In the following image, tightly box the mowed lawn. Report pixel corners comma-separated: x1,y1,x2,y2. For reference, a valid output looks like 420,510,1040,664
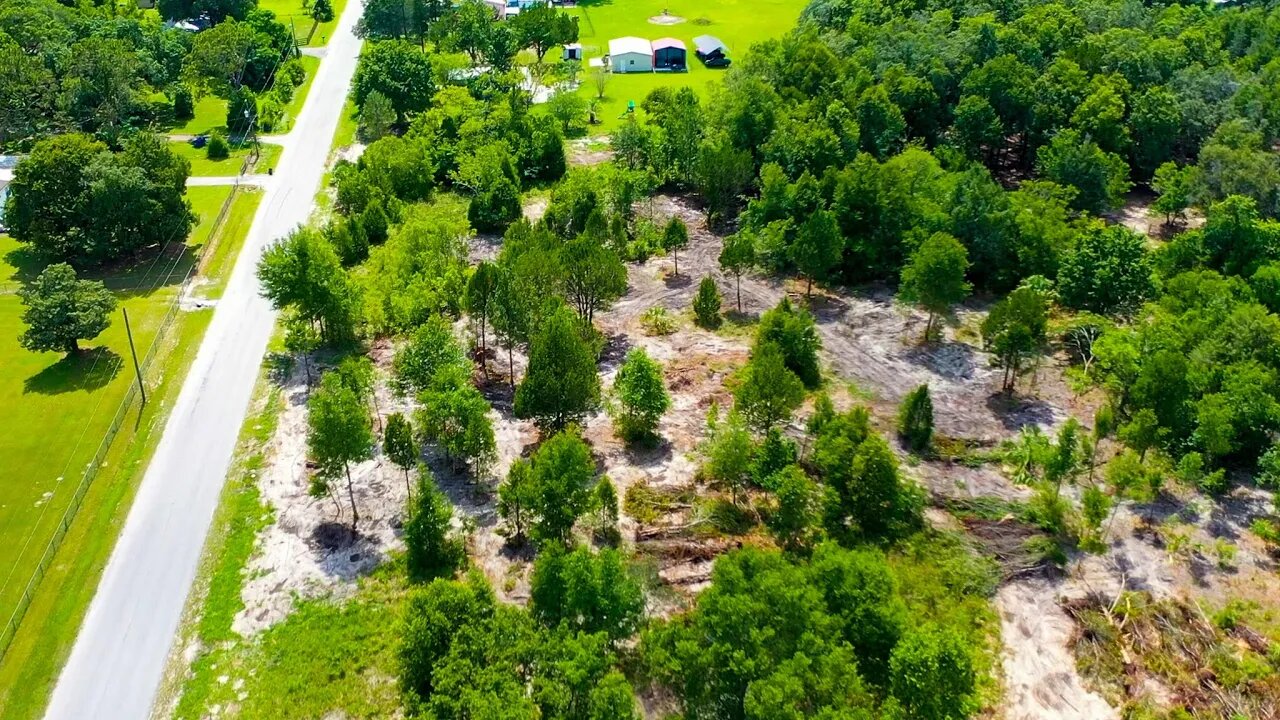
169,140,284,176
260,0,350,46
566,0,808,133
0,184,264,720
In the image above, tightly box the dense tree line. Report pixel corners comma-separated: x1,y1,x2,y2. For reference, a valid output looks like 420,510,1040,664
0,0,301,149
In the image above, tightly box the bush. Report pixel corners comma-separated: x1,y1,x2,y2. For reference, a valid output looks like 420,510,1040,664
640,306,676,335
206,134,230,160
1256,443,1280,489
756,298,822,388
468,178,522,233
227,86,258,135
405,473,466,583
612,349,671,443
311,0,334,22
280,59,307,87
258,95,284,133
897,384,934,452
692,276,722,328
173,84,194,120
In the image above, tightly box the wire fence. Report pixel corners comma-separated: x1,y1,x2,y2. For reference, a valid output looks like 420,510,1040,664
0,180,242,662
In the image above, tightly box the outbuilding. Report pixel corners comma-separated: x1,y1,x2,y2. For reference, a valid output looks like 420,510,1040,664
563,42,582,61
651,38,687,71
609,36,654,73
693,34,730,66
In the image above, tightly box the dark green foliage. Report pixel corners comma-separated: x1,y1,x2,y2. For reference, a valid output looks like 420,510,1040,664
981,287,1048,393
611,348,670,443
1093,269,1280,467
756,298,822,388
384,412,418,490
693,276,722,329
898,385,934,453
523,429,595,544
515,306,601,431
734,343,806,431
663,217,690,276
258,227,358,345
1058,226,1153,316
1035,130,1131,214
352,40,434,122
899,232,971,340
530,546,643,641
5,133,194,266
206,133,230,160
226,85,257,135
307,371,374,530
791,208,843,297
404,472,465,583
817,430,922,542
172,85,195,121
809,543,906,687
17,263,115,355
888,625,976,720
766,465,819,552
719,231,757,312
311,0,334,22
468,177,522,234
751,427,797,488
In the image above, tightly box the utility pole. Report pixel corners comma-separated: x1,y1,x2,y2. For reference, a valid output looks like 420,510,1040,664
123,307,147,406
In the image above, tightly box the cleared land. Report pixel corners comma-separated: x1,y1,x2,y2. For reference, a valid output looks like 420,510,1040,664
567,0,808,133
0,185,262,720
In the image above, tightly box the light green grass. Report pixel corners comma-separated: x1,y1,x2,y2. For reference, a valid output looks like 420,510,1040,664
169,140,283,176
171,94,230,136
200,189,265,299
0,182,261,720
260,0,350,46
565,0,808,133
170,367,404,719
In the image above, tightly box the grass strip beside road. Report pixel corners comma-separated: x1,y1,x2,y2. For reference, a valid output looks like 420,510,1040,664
170,141,284,177
0,183,264,720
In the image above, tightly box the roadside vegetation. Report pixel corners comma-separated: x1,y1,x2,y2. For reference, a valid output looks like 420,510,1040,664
12,0,1280,716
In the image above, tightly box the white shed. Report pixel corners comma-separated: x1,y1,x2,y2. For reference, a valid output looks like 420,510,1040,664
609,36,653,73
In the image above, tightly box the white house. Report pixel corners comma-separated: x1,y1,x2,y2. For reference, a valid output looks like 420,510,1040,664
609,37,653,73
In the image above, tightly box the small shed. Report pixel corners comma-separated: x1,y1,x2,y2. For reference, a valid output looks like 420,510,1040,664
693,35,730,65
563,42,582,61
651,38,687,71
609,36,653,73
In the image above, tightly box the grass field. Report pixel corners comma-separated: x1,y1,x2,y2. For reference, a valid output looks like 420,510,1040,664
565,0,808,133
260,0,350,46
169,54,322,138
0,183,262,720
170,140,284,176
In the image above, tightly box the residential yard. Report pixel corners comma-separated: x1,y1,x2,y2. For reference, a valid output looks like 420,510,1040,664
170,94,230,137
566,0,809,133
168,140,284,177
0,181,261,720
260,0,350,46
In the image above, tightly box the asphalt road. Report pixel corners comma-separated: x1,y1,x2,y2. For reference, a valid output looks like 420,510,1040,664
43,3,364,717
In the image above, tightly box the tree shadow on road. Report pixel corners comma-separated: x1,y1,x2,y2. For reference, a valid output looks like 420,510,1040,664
23,347,123,395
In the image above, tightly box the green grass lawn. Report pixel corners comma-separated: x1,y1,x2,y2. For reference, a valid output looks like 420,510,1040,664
0,182,260,720
565,0,808,133
260,0,350,46
171,94,230,136
170,140,284,176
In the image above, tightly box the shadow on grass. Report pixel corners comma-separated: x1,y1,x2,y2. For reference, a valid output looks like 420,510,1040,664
3,244,45,285
24,347,123,395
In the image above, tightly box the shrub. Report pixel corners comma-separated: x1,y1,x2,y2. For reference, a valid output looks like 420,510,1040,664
640,306,676,335
692,276,722,328
172,84,194,120
897,384,934,452
206,134,230,160
280,59,307,87
611,348,670,443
